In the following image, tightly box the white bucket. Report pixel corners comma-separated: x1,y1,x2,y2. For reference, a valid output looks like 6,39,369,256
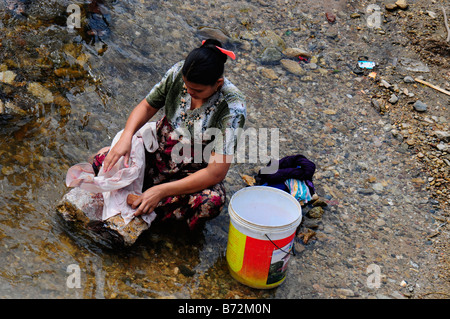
226,186,302,289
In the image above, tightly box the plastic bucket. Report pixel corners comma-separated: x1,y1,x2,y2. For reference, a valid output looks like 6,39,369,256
226,186,302,289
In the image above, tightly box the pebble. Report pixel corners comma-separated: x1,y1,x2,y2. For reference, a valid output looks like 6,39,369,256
413,100,427,112
260,47,282,64
395,0,408,10
1,166,14,176
388,94,398,104
336,288,355,297
280,59,306,76
0,70,16,84
282,47,311,58
27,82,54,104
403,76,415,83
260,67,278,80
385,3,398,11
307,206,324,219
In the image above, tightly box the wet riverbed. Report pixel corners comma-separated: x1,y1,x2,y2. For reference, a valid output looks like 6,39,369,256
0,0,448,298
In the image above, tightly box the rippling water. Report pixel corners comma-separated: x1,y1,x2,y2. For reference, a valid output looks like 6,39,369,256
0,0,256,299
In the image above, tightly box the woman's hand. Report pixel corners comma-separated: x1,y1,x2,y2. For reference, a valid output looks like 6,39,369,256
102,133,133,172
132,185,167,216
102,99,159,172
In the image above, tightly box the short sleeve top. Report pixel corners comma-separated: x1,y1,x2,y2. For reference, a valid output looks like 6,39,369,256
145,61,247,155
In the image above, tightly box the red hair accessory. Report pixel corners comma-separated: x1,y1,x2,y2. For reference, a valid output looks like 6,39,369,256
202,40,236,60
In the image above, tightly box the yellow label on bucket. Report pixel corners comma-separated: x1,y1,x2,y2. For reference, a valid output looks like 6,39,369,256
226,222,246,273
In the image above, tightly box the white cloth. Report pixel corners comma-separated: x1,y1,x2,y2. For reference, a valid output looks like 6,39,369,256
65,122,159,225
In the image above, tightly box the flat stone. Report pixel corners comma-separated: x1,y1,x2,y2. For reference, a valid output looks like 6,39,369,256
434,130,450,142
395,0,408,10
56,187,150,247
0,70,17,84
413,100,427,112
389,94,398,104
282,47,311,58
307,206,324,219
260,47,283,63
27,82,54,104
260,67,278,80
385,3,398,11
280,59,306,76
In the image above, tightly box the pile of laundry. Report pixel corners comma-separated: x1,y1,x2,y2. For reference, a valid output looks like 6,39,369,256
245,154,317,206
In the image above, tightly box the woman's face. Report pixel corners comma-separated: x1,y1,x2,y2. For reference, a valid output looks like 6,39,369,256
183,76,223,101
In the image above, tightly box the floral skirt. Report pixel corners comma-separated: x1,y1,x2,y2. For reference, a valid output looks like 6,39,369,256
142,116,226,230
92,116,225,231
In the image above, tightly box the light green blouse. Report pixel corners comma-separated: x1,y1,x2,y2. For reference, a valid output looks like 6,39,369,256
145,61,247,155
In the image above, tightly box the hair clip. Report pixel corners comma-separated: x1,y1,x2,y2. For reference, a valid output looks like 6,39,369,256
202,40,236,60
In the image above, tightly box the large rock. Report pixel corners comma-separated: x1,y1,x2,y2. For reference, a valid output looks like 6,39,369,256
56,187,150,247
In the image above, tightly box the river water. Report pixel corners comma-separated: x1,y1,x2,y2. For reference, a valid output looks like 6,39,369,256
0,0,447,299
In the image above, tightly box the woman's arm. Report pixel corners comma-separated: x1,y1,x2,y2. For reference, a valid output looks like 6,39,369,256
103,98,159,172
132,152,233,216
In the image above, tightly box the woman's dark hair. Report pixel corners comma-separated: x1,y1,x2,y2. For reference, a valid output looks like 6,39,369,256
182,39,228,86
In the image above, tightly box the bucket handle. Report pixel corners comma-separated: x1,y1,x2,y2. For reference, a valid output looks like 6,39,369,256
264,234,295,256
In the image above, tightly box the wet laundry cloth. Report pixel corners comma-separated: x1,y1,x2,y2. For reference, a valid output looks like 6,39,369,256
65,122,159,225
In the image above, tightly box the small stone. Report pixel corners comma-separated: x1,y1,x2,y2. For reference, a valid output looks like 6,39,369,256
376,219,386,227
178,265,196,277
1,166,14,176
0,70,17,84
260,67,278,80
434,130,450,142
436,142,449,152
282,47,311,58
336,288,355,297
307,206,324,219
380,79,392,89
389,94,398,104
350,13,361,19
260,47,283,64
302,217,320,229
325,12,336,23
306,63,318,70
372,183,384,192
280,59,306,76
312,198,328,207
395,0,408,10
413,100,427,112
403,76,415,83
27,82,54,104
385,3,398,11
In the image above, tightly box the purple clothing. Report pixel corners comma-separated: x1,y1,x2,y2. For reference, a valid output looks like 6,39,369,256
257,155,316,183
257,155,316,195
